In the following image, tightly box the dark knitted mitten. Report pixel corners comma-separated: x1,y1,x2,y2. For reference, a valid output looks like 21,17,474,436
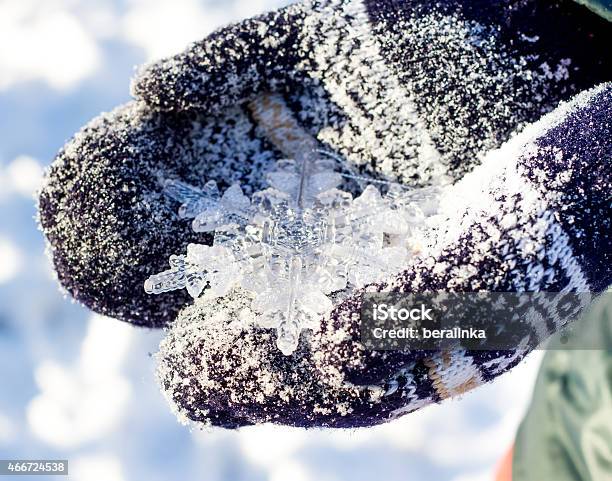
156,85,611,428
39,0,610,327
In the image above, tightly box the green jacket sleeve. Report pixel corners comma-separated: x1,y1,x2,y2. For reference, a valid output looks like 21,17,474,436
574,0,612,21
512,295,612,481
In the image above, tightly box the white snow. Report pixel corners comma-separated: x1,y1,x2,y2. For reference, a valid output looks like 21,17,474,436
122,0,289,61
0,237,23,284
0,0,101,90
26,315,133,448
5,155,44,197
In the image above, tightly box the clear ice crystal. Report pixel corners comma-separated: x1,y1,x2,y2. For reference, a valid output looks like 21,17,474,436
144,245,240,299
164,179,220,219
146,153,437,355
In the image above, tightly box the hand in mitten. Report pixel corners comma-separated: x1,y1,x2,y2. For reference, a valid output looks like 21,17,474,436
134,0,609,185
157,85,611,428
39,0,610,327
38,1,611,429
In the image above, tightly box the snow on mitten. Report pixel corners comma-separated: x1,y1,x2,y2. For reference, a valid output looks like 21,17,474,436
156,85,611,428
39,0,610,327
134,0,610,182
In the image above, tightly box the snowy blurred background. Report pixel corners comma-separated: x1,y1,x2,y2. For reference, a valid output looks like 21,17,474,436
0,1,543,480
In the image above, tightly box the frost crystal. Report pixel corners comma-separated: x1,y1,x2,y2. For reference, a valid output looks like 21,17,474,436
145,151,438,355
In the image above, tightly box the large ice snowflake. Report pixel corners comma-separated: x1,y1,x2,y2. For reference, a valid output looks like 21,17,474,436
145,152,438,355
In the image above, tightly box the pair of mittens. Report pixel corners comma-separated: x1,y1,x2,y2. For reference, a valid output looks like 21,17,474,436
39,0,611,428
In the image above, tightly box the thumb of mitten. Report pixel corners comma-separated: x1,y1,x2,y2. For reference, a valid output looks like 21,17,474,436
131,2,308,113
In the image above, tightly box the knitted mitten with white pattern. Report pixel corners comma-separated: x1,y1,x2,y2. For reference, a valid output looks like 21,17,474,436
155,85,610,428
39,0,610,428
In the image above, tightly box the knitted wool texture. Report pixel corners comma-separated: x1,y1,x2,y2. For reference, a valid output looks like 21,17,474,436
156,86,611,428
38,0,611,428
